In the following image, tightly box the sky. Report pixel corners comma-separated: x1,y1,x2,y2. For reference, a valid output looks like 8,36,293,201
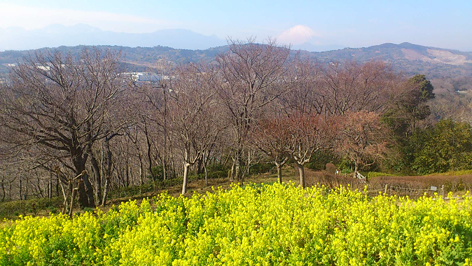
0,0,471,51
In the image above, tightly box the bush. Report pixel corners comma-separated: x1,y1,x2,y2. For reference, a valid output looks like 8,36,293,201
248,163,273,175
314,172,365,190
306,150,340,170
206,164,228,172
410,119,472,174
205,170,227,179
0,197,63,219
107,182,154,199
149,165,164,182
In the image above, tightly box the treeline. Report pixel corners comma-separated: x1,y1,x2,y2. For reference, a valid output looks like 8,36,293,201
0,39,469,208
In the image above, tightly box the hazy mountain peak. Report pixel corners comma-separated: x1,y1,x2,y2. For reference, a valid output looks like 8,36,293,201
277,25,343,52
278,25,321,45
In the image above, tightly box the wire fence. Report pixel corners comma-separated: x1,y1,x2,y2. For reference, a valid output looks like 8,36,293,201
366,184,446,198
311,171,472,200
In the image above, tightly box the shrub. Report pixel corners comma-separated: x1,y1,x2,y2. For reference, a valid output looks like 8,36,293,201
248,163,273,175
149,165,164,182
0,197,63,219
307,150,340,170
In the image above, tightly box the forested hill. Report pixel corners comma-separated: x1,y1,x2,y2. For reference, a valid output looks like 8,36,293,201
1,42,471,78
313,42,472,78
0,45,229,74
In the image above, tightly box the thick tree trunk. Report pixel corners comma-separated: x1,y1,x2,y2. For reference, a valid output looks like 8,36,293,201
90,154,102,205
236,163,242,184
276,163,283,184
101,137,113,206
125,159,130,187
196,157,204,175
182,162,190,195
56,174,59,197
19,177,22,201
59,181,68,214
24,176,29,200
0,179,5,202
75,175,91,207
230,161,236,182
138,153,144,194
296,163,306,188
162,159,167,181
78,172,95,208
354,160,359,178
8,182,12,201
36,175,44,198
101,177,110,206
231,147,242,182
204,165,208,186
74,156,95,208
202,149,211,186
48,172,52,199
69,186,77,218
145,124,154,180
245,150,253,177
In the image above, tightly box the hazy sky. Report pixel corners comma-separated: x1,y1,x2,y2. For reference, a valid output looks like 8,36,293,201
0,0,471,51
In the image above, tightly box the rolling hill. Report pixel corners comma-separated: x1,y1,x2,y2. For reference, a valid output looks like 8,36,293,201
1,42,471,83
312,42,472,78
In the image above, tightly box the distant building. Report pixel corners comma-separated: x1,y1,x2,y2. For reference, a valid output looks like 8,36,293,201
121,72,160,82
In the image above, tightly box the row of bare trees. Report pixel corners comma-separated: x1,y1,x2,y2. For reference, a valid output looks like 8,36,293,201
0,39,415,208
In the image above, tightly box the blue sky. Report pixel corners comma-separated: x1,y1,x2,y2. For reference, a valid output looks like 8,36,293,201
0,0,471,50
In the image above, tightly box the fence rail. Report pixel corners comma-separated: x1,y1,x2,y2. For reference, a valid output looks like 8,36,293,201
366,184,448,199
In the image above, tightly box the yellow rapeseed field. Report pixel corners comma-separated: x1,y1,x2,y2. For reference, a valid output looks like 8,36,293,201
1,183,472,265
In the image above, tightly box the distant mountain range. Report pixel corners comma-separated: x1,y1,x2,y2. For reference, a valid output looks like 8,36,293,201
0,24,227,51
0,24,346,53
1,42,471,81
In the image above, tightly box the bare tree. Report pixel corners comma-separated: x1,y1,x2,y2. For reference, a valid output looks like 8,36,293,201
166,63,222,194
336,111,389,178
286,113,333,188
251,117,291,183
216,38,291,182
279,57,324,116
135,64,176,183
321,61,398,115
0,48,125,208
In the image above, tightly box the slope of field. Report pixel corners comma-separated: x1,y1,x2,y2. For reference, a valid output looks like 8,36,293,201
1,183,472,265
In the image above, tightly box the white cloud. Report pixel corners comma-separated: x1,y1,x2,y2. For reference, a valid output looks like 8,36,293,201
277,25,322,45
0,3,170,33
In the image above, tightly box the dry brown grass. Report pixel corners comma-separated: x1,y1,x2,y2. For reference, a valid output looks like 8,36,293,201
305,169,472,198
5,166,472,221
99,168,472,209
367,174,472,197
